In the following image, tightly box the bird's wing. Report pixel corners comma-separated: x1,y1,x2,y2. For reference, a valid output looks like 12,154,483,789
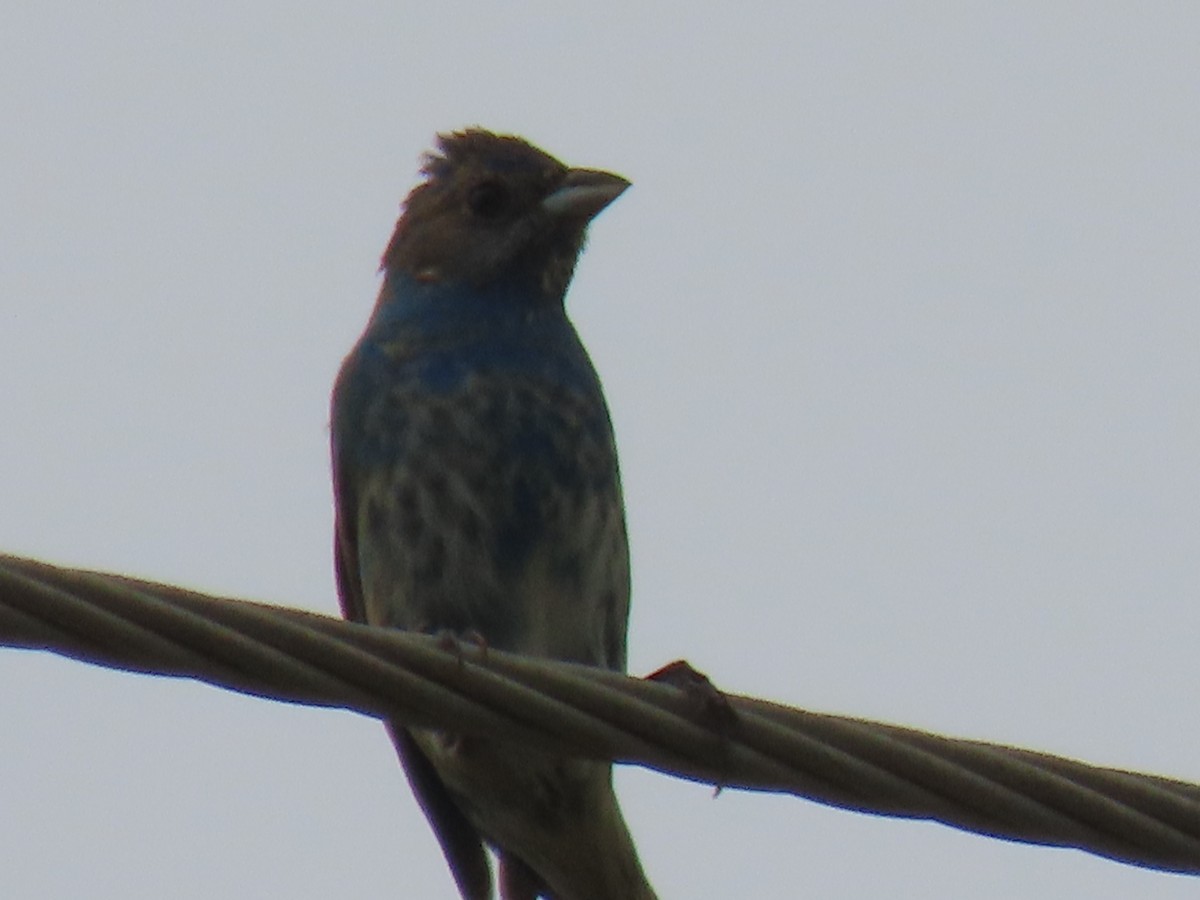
332,456,494,900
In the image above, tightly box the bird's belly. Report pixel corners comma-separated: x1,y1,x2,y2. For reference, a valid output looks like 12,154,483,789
354,376,630,669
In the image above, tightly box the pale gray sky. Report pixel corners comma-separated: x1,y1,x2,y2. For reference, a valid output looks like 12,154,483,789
2,4,1198,898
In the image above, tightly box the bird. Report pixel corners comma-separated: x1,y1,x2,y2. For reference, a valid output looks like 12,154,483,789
330,129,655,900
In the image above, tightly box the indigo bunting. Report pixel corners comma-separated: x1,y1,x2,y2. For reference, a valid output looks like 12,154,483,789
331,130,655,900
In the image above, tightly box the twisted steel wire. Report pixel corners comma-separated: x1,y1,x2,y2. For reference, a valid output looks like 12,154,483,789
1,553,1197,875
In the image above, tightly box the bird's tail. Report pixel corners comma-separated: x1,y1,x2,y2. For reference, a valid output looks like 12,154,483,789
415,728,656,900
503,760,656,900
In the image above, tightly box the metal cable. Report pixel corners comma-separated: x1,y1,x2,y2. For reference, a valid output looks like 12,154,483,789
1,553,1197,875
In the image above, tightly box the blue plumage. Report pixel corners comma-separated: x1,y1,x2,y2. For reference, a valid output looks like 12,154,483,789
331,130,653,900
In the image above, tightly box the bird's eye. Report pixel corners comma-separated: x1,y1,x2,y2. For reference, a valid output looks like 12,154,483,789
467,180,509,219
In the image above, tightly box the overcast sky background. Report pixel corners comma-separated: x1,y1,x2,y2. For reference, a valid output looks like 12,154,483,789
2,4,1198,898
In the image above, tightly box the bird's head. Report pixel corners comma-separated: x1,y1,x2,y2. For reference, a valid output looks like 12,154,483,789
381,129,629,302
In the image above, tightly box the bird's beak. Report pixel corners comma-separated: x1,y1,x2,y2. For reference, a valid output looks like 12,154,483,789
542,168,631,221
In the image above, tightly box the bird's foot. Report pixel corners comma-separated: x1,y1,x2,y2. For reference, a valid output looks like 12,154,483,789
435,628,490,669
645,659,738,795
